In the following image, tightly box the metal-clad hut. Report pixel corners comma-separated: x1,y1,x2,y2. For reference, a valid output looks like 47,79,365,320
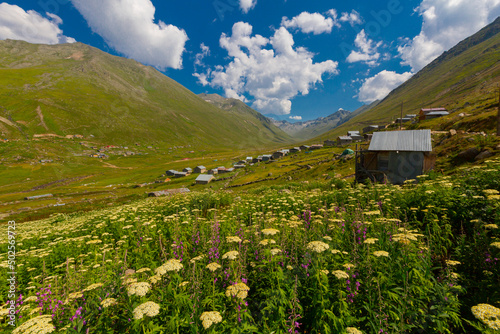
261,155,272,162
196,174,215,184
419,108,448,121
290,147,301,153
363,125,379,134
183,167,192,174
208,168,218,175
425,111,449,120
310,144,323,150
337,136,352,145
355,129,435,184
166,170,177,176
148,188,190,197
174,171,187,178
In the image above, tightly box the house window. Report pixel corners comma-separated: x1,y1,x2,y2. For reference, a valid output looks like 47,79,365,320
378,153,389,171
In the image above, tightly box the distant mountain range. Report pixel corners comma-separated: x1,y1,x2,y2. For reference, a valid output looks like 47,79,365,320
199,93,380,141
268,101,379,140
0,40,291,149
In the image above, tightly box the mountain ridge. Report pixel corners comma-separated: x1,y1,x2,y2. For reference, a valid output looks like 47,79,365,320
0,39,291,149
310,16,500,142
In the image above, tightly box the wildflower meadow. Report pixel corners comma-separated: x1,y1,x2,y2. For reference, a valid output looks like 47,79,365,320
1,159,500,333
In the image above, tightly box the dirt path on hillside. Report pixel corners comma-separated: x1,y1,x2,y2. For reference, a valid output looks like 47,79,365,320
0,116,16,127
36,106,49,130
101,162,135,169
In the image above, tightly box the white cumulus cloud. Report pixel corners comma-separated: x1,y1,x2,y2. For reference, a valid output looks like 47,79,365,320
398,0,500,72
358,70,413,103
289,115,302,120
196,22,338,115
281,10,340,35
239,0,257,13
71,0,188,70
0,3,75,44
339,10,363,26
346,30,382,66
194,43,210,67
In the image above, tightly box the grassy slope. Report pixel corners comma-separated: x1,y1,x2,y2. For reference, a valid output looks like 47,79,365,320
0,40,291,149
312,17,500,142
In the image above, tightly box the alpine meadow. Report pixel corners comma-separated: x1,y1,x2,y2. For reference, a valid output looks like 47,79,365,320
1,1,500,333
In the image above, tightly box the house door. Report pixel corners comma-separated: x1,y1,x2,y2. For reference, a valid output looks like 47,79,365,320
387,151,424,184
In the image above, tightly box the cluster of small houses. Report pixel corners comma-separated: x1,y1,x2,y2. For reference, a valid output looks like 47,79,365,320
166,144,328,185
326,108,449,146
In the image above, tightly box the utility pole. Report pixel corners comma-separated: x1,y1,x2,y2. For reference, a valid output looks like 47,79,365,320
497,85,500,136
400,102,403,130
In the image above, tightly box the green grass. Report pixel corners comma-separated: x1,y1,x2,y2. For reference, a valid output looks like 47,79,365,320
1,160,499,333
0,40,293,149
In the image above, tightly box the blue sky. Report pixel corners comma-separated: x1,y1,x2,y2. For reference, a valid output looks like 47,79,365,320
1,0,499,122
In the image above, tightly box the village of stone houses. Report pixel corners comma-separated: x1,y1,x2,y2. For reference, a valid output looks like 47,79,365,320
1,10,500,334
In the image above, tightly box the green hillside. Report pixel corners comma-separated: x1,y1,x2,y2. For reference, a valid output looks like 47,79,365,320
0,40,291,149
313,16,500,141
198,93,291,141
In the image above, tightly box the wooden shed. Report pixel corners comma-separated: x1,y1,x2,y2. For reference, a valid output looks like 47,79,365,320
324,140,336,146
194,166,207,173
355,129,436,184
272,151,285,159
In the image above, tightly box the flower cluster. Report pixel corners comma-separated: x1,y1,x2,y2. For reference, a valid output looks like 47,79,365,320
364,238,378,244
83,283,103,292
259,239,276,246
471,304,500,330
306,241,329,253
226,236,242,243
225,282,250,299
332,270,349,279
373,251,389,257
101,298,117,308
222,250,239,260
155,259,183,275
12,314,55,334
206,262,222,272
190,255,205,263
445,260,461,266
346,327,363,334
262,228,280,236
200,311,223,329
133,301,160,320
127,282,151,297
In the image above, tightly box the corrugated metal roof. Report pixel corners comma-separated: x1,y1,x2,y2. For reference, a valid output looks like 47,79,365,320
338,136,352,140
368,130,432,152
426,111,449,116
421,108,447,112
196,174,214,182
